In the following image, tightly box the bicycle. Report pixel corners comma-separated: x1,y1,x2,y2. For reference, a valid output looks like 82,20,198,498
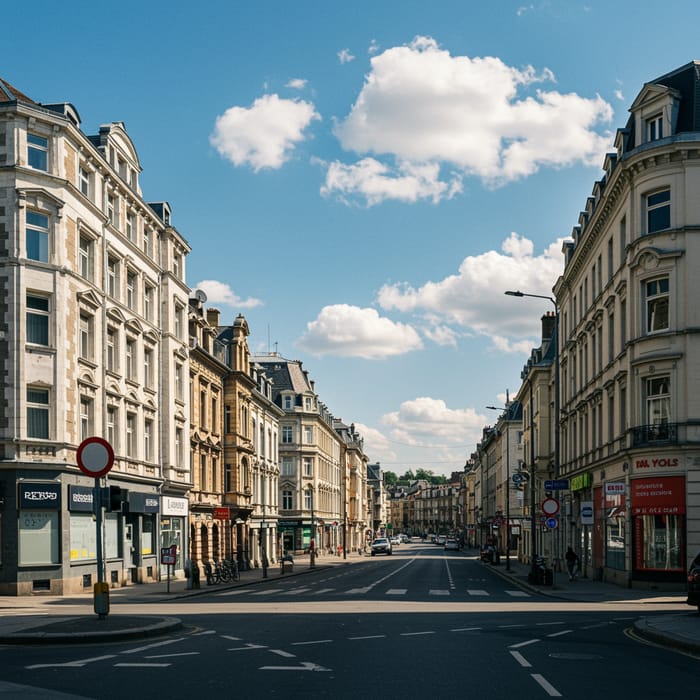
219,559,239,582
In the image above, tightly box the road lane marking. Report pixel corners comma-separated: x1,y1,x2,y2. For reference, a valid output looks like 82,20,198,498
498,624,525,629
346,587,370,594
505,590,530,597
450,627,482,632
348,635,387,640
510,651,532,667
260,662,331,672
291,639,333,646
252,589,284,595
282,587,311,595
121,638,186,654
429,589,450,596
386,588,407,595
146,652,200,658
536,622,565,626
547,630,573,638
531,674,562,697
26,655,116,669
270,649,296,657
467,589,489,596
315,588,335,594
115,663,171,668
509,639,540,649
221,635,242,640
227,643,268,651
400,631,435,636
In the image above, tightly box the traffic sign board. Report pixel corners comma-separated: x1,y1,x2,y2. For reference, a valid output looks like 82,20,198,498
541,497,560,516
544,517,558,529
76,437,114,478
512,473,524,484
544,479,569,490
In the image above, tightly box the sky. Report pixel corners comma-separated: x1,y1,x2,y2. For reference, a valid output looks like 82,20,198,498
6,1,699,476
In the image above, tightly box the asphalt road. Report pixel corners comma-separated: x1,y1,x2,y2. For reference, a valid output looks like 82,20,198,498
1,543,697,699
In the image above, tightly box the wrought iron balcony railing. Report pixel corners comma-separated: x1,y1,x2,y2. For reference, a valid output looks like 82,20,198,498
631,423,678,446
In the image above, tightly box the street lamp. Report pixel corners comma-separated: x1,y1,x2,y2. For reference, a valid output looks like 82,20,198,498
487,391,512,571
309,486,316,569
505,289,560,583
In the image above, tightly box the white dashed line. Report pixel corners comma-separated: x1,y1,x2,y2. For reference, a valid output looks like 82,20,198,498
429,589,450,596
349,635,387,640
510,651,532,667
467,589,489,596
509,639,540,649
531,673,562,697
291,639,333,646
400,631,435,637
269,649,296,658
386,588,407,595
547,630,573,638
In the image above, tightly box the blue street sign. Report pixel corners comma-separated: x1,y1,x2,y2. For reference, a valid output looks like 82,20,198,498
544,479,569,490
512,474,524,484
545,517,558,529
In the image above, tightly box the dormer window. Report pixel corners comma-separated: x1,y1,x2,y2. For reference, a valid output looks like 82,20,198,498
28,133,48,171
647,114,663,141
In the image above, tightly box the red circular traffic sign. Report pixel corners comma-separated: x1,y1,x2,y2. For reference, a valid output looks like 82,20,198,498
76,437,114,478
541,497,560,516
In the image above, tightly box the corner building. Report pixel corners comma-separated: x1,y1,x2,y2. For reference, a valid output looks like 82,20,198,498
0,79,191,594
555,61,700,587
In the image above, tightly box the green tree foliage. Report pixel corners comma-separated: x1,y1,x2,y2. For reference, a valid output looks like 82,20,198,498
383,471,398,485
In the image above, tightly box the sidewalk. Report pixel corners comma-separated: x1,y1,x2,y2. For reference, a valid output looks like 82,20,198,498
0,547,697,654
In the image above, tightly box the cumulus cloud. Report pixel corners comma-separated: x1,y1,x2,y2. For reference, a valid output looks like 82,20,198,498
194,280,263,309
338,48,355,64
352,422,397,462
326,36,613,203
286,78,308,90
382,397,486,446
377,232,564,340
297,304,423,359
321,157,462,206
211,94,320,171
368,39,380,55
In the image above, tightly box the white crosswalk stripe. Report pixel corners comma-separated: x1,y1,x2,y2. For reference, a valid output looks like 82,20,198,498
429,589,450,596
386,588,407,595
281,587,311,595
467,589,489,596
505,590,530,597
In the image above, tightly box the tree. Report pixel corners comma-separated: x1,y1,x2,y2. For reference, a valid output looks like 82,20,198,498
400,469,415,482
383,471,398,486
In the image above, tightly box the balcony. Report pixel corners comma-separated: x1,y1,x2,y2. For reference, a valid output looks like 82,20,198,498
631,423,678,447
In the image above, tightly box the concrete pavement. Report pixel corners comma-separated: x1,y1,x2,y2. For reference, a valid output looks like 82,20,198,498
0,545,697,654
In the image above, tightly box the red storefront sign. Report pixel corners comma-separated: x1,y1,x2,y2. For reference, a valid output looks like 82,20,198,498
214,507,231,520
630,476,685,516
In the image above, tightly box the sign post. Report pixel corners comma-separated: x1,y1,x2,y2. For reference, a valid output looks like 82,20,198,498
161,544,177,594
76,437,114,618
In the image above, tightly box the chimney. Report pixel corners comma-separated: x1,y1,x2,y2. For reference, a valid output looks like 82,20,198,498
206,308,221,327
541,312,555,343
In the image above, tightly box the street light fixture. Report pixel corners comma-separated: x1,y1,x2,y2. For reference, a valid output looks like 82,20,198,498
505,289,560,583
487,391,512,572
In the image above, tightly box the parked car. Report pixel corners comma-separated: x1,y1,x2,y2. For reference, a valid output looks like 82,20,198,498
371,537,393,556
687,552,700,612
399,533,410,543
436,534,447,546
390,536,401,546
444,538,460,551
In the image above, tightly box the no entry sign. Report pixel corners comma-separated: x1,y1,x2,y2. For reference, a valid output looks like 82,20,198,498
77,437,115,478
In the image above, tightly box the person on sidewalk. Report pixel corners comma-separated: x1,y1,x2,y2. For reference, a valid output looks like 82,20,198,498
565,546,580,581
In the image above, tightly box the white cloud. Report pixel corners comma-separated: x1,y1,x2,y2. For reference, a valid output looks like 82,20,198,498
297,304,423,359
382,397,486,446
352,422,397,462
211,94,320,171
321,157,462,206
194,280,263,309
330,36,613,197
286,78,308,90
338,48,355,64
368,39,380,55
377,233,564,341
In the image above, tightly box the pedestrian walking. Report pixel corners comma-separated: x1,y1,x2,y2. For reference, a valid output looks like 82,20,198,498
565,546,580,581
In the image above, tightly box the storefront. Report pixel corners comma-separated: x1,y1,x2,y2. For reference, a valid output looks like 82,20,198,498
160,496,188,577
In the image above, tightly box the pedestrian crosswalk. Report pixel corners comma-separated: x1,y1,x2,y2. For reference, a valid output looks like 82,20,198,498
221,586,530,598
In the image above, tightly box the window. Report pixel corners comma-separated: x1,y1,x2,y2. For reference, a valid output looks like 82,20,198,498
175,363,183,400
200,454,207,491
175,427,184,467
79,166,90,197
126,271,136,310
304,426,313,444
80,397,93,441
211,395,218,433
126,413,136,458
282,425,293,443
107,405,118,449
173,253,181,279
646,278,669,333
303,457,312,477
107,257,119,298
106,328,118,372
646,376,670,426
79,313,94,360
144,419,153,461
27,387,49,438
79,235,94,280
26,294,49,345
620,298,627,347
281,457,295,475
174,304,183,339
125,338,136,380
143,228,153,258
282,490,293,510
304,488,313,511
647,114,663,141
27,133,48,170
107,193,119,228
283,395,293,410
126,213,135,243
225,405,232,433
200,389,207,427
225,463,234,492
608,312,615,364
144,347,153,388
305,397,312,411
607,238,613,282
619,217,626,258
144,285,154,322
646,189,670,234
26,211,49,262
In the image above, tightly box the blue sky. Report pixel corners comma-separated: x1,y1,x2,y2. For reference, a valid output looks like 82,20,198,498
6,1,699,475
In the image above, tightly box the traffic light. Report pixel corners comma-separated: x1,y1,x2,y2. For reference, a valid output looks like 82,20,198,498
108,486,122,512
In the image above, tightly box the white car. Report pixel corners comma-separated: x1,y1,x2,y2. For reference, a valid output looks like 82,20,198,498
390,536,401,545
370,538,393,556
399,534,410,543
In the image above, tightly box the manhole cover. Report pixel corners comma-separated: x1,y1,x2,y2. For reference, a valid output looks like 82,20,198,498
549,653,602,660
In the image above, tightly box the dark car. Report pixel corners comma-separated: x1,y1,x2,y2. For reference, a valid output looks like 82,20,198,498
687,552,700,612
370,537,393,556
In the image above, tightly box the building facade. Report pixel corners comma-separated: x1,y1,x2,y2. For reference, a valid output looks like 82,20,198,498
0,78,191,595
555,61,700,587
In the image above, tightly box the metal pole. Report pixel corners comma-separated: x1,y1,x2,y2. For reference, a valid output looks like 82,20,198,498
310,488,315,569
505,390,511,572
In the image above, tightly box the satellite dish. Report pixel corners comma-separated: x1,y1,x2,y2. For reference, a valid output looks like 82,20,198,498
194,289,207,303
